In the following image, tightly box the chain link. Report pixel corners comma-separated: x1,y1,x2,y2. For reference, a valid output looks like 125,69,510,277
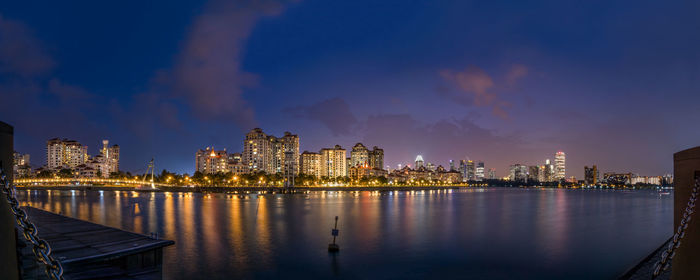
652,178,698,278
0,162,64,280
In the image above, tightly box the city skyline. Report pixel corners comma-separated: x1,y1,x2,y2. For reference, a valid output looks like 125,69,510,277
2,1,698,178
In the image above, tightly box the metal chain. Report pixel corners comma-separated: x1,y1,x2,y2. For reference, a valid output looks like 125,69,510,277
652,178,698,278
0,162,64,280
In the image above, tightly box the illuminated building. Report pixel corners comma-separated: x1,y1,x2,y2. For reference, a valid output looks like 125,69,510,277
243,128,299,174
528,166,539,182
99,140,120,176
350,143,369,167
475,161,485,181
604,172,632,185
13,151,31,178
466,160,475,181
320,145,347,178
300,151,322,178
554,151,566,180
584,165,598,185
46,138,88,170
348,165,388,180
415,155,424,168
509,164,528,182
488,168,496,179
426,162,436,172
368,146,384,170
195,147,230,174
544,159,555,182
449,160,455,171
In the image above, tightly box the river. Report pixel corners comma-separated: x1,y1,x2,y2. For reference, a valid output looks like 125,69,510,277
17,188,672,279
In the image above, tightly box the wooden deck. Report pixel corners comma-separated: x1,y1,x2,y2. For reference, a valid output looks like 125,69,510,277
17,207,174,280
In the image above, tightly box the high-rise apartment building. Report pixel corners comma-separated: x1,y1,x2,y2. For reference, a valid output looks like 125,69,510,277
487,168,496,180
196,147,230,174
320,145,347,178
584,165,598,185
300,151,322,178
350,143,369,167
554,151,566,180
368,146,384,170
243,128,299,174
99,140,120,176
46,138,88,170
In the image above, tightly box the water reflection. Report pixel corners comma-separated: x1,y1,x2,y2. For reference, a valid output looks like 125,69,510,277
18,188,672,280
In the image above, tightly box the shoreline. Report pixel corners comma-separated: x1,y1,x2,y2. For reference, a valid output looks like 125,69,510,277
15,184,669,193
16,185,465,193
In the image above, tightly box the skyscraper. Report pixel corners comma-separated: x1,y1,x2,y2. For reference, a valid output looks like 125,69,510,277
466,160,475,181
475,161,485,181
554,151,566,180
415,155,424,168
509,164,528,182
449,160,455,171
584,165,598,185
100,140,120,176
487,168,496,180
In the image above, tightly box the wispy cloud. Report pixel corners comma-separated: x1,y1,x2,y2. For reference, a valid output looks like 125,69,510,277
439,64,528,119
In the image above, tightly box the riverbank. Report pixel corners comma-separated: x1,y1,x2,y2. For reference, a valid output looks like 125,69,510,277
17,185,464,193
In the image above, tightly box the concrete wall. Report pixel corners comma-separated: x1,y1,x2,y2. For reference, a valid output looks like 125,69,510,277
672,146,700,280
0,121,19,279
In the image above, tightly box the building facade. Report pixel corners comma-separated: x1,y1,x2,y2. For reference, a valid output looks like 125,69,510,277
320,145,347,178
475,161,485,181
368,146,384,170
509,164,528,182
300,151,322,178
350,143,369,167
46,138,88,170
554,151,566,180
584,165,598,185
13,152,31,178
242,128,299,175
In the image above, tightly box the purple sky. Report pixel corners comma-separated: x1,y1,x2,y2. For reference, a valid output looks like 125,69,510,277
1,0,699,178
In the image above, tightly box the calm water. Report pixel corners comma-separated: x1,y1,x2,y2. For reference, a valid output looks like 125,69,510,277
18,188,672,279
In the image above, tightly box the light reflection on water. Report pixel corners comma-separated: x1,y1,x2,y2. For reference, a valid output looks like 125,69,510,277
18,188,671,279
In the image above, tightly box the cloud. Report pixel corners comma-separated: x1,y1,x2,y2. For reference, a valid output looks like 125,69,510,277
286,97,358,136
164,0,294,128
0,15,54,77
506,64,528,85
439,64,528,119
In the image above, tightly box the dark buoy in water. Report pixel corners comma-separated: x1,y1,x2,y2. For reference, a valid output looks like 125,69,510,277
328,216,340,252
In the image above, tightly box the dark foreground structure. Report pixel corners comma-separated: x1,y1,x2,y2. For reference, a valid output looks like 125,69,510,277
18,208,173,279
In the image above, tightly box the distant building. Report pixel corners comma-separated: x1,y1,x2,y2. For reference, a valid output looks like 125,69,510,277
554,151,566,180
350,143,369,167
475,162,485,181
242,128,299,174
509,164,528,182
98,140,120,177
528,165,539,182
466,160,475,181
195,147,230,174
13,151,31,178
320,145,347,178
449,160,455,171
584,165,598,185
487,168,496,180
544,159,555,182
300,151,322,178
348,165,388,180
426,162,436,172
415,155,424,169
368,146,384,170
604,172,632,185
46,138,88,170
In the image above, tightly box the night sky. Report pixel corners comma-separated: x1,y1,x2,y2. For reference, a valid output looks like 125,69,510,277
1,1,699,178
